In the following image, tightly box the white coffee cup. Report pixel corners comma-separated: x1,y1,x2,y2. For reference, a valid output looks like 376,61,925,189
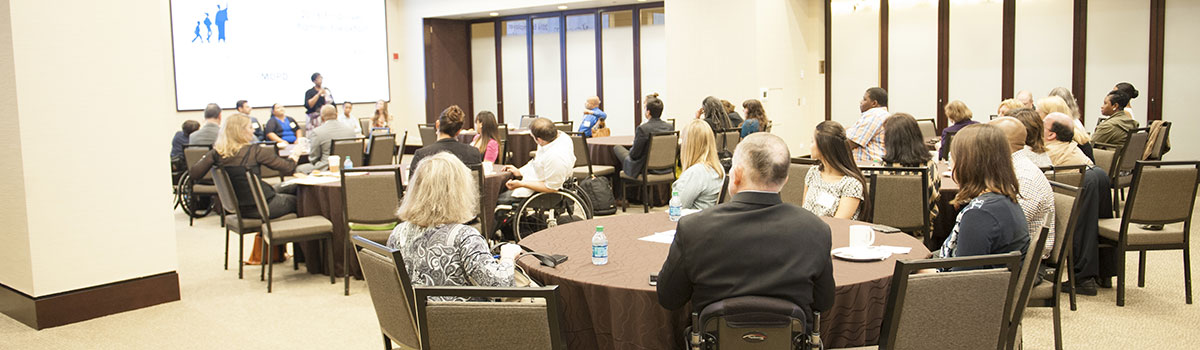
849,225,875,247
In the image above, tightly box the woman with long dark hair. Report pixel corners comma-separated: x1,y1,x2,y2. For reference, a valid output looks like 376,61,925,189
472,111,501,163
803,121,868,219
882,113,940,233
740,99,769,138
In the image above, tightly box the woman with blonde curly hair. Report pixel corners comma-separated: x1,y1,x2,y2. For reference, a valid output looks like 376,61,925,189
387,152,520,294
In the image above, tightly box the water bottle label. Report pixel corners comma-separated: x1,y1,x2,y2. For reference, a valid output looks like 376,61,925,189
592,245,608,258
669,206,681,216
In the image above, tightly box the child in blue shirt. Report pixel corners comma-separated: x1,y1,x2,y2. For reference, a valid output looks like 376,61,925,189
578,96,607,137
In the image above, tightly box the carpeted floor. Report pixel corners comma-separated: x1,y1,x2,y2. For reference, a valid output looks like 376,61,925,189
1,200,1198,349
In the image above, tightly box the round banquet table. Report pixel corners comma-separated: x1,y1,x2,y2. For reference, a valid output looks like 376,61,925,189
516,212,931,349
294,164,513,278
586,135,670,207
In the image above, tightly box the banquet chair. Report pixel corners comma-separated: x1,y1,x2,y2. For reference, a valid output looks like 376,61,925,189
1004,226,1051,350
620,131,679,213
842,252,1022,350
394,131,408,165
245,172,336,293
554,121,573,133
415,285,566,350
211,168,296,279
1097,160,1200,306
180,145,217,226
341,166,403,295
467,163,495,243
1094,128,1150,217
1028,182,1086,350
861,166,931,243
938,130,958,161
569,133,615,179
498,124,511,164
418,124,437,147
717,128,741,156
717,176,730,204
352,236,421,350
332,137,367,167
359,118,372,136
255,142,287,185
1144,121,1172,161
1040,164,1087,188
781,158,818,207
366,133,397,166
916,119,936,141
688,296,810,350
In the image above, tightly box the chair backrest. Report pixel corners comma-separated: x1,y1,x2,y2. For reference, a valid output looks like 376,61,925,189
717,129,741,154
184,145,213,180
645,131,680,172
878,252,1022,350
341,167,402,225
497,124,509,142
568,133,592,169
696,296,808,350
862,166,930,233
332,137,366,166
718,176,731,204
1114,128,1151,176
418,124,437,147
554,121,573,133
1145,121,1171,160
1123,161,1200,225
916,119,937,141
397,130,409,160
243,171,276,232
1046,182,1084,264
359,118,372,135
366,133,398,166
254,143,283,180
782,158,818,206
467,163,490,237
518,115,538,129
1006,226,1051,350
352,236,421,350
939,130,958,161
210,167,241,217
414,285,566,350
497,139,509,165
1094,148,1116,175
1041,164,1086,188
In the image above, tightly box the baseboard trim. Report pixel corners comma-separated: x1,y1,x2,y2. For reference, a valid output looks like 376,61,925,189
0,271,180,329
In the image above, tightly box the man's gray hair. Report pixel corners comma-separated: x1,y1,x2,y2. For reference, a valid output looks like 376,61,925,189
732,133,791,188
203,103,221,120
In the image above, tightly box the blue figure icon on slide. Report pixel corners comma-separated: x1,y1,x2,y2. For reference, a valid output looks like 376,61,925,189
215,4,229,42
192,21,202,42
203,13,212,42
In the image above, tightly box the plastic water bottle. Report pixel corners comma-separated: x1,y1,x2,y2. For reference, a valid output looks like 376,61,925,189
668,191,682,222
591,226,608,265
344,157,354,170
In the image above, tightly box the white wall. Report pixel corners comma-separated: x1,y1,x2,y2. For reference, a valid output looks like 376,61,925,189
948,0,1002,118
1084,0,1149,129
666,0,825,155
1013,0,1073,100
888,0,938,120
829,0,879,127
1162,0,1200,162
0,0,33,295
601,20,635,137
5,0,178,296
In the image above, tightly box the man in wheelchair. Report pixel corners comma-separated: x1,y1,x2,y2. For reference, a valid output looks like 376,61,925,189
494,118,579,241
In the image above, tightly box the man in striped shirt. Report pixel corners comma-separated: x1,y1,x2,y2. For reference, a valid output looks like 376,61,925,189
847,87,890,162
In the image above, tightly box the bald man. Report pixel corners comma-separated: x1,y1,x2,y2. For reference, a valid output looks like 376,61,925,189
1016,90,1034,108
990,117,1056,260
578,96,607,137
1043,112,1093,167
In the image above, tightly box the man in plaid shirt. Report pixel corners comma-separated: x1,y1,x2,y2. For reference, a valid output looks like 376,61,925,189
847,87,890,162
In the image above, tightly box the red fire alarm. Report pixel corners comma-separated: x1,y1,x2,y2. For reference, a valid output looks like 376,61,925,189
392,53,399,60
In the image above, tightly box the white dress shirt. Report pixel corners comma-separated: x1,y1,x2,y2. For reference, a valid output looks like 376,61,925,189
1012,153,1056,257
514,131,576,197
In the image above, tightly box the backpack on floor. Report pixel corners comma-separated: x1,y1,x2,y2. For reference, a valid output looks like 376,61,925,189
576,175,616,216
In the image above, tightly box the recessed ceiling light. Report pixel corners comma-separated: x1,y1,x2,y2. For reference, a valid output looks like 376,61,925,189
489,12,500,16
558,5,569,9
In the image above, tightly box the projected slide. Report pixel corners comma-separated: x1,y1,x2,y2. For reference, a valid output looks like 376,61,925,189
170,0,389,111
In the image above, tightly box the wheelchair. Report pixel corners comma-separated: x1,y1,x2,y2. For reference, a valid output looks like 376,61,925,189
687,296,822,350
173,171,216,225
498,178,594,242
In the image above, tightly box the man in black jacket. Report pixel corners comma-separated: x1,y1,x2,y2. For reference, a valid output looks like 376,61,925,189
613,93,674,177
657,133,835,328
409,105,482,177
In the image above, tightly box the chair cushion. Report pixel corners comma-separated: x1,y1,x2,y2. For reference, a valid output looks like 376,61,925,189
1029,281,1054,301
350,229,391,244
225,213,297,233
572,165,617,179
620,171,674,183
1097,220,1185,246
265,216,333,243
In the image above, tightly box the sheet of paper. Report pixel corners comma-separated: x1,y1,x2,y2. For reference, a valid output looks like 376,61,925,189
680,209,700,217
284,176,339,186
638,230,676,244
877,245,913,254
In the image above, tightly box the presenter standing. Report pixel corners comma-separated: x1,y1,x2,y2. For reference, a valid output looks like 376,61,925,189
304,72,334,135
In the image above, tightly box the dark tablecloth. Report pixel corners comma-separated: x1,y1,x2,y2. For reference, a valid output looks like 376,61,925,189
294,165,513,277
517,213,930,349
586,135,670,207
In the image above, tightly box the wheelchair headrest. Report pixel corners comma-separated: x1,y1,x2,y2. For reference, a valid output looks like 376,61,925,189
699,296,807,330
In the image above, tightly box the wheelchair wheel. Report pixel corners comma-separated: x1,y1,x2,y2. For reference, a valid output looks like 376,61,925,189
512,191,593,242
176,173,212,218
